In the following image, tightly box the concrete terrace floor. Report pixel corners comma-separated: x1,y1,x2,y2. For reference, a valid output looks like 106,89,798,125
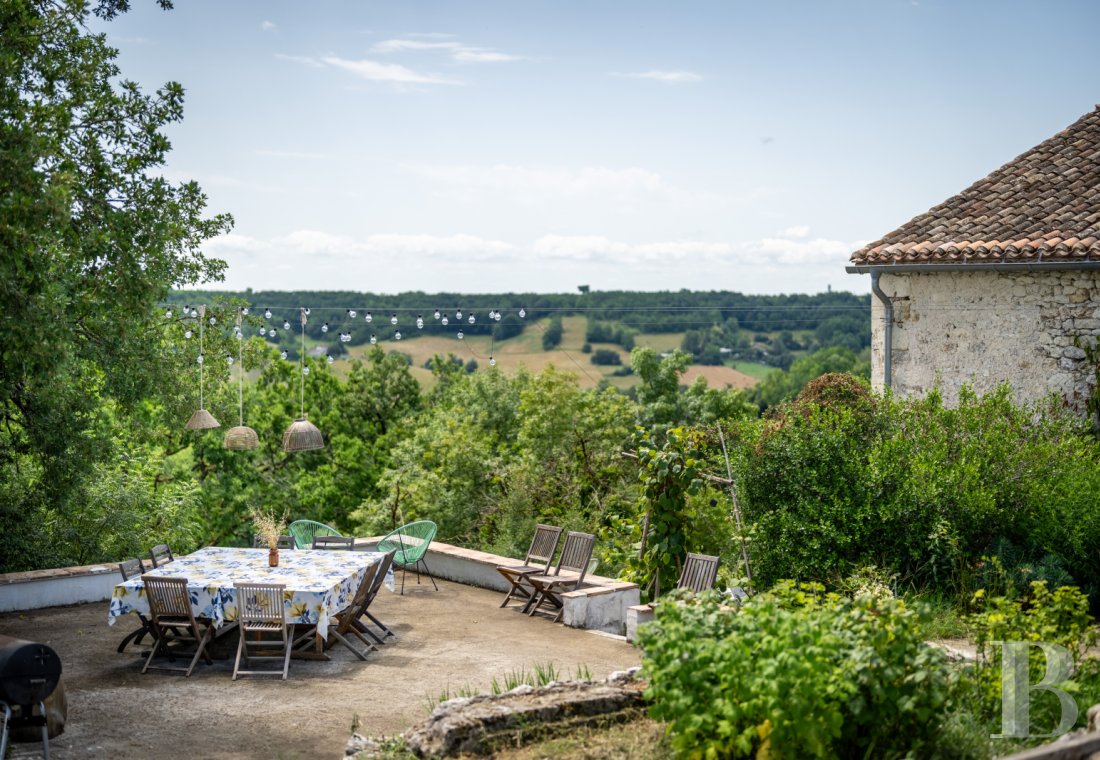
0,578,640,759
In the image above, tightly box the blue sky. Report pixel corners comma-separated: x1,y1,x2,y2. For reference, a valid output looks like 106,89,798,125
101,0,1100,295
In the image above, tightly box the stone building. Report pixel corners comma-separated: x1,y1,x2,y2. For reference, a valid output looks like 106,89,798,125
847,106,1100,412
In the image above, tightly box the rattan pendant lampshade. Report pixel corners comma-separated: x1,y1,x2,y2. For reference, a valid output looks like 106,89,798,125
185,305,220,431
225,309,259,450
282,307,324,452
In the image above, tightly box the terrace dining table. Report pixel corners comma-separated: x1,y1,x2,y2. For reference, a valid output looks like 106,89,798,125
107,546,386,653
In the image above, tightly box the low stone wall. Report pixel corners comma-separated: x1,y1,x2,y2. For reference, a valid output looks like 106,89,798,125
358,538,640,636
347,668,645,758
0,564,121,613
1,541,641,635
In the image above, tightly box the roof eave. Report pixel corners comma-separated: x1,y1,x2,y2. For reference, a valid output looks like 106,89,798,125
846,261,1100,274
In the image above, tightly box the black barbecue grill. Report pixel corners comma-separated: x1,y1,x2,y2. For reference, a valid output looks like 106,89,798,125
0,634,62,759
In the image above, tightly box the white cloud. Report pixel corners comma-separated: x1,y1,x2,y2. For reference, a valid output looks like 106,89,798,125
320,56,463,85
776,225,811,238
260,20,277,32
370,38,525,63
275,53,324,69
204,233,268,255
615,70,703,83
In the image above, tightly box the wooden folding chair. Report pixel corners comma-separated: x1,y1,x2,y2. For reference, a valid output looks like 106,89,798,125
327,562,380,661
676,553,720,594
148,543,174,568
233,582,292,680
312,535,354,550
496,524,563,609
524,531,596,622
141,575,215,677
116,558,157,653
353,550,397,644
252,535,296,549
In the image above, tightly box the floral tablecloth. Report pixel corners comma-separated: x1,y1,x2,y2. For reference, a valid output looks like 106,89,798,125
108,546,385,639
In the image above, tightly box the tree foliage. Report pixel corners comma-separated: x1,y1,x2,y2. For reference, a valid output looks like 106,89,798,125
0,0,229,570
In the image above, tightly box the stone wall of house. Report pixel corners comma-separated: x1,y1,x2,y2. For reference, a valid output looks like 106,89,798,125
870,269,1100,410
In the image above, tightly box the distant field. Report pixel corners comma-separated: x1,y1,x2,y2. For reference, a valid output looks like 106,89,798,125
329,316,761,390
728,361,775,381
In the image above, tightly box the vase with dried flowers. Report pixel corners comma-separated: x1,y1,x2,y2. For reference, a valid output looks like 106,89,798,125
252,508,289,567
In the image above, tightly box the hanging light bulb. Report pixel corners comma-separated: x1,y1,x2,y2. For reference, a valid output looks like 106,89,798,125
347,309,357,318
416,315,424,329
494,312,502,322
370,334,377,344
488,310,496,320
268,329,276,338
184,329,193,339
209,315,217,325
519,308,526,318
455,309,462,320
190,308,198,318
365,311,373,323
390,313,398,325
258,328,265,337
321,322,329,333
327,354,334,364
302,365,310,375
441,316,449,326
468,314,476,324
226,355,234,365
280,349,288,360
241,307,249,315
197,353,204,365
236,330,244,340
165,307,173,318
457,330,464,340
264,309,272,319
283,319,291,330
489,356,496,366
304,307,311,316
433,309,441,320
183,304,190,315
394,330,402,341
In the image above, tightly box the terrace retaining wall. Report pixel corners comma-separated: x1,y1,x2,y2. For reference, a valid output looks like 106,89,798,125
0,541,641,636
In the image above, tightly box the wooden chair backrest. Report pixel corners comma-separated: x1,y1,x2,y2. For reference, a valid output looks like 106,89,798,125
364,550,396,605
149,543,174,568
313,535,354,550
233,583,287,628
338,562,380,634
554,531,596,579
143,575,195,622
118,558,144,581
677,553,720,593
525,524,564,568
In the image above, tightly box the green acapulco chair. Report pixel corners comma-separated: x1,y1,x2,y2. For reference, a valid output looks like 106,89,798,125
287,520,342,550
376,520,438,594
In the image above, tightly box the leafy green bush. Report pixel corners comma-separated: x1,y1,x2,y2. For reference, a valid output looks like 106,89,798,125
638,583,956,758
965,582,1100,744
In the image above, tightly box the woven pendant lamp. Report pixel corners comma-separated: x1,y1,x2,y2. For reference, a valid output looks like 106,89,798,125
225,308,259,450
282,307,324,452
186,304,220,430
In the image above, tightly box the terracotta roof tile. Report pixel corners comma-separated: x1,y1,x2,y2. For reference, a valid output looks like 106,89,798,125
851,106,1100,266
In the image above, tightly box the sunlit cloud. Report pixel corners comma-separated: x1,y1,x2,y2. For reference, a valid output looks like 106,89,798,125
776,225,811,238
370,38,525,63
321,56,463,85
260,20,277,32
614,70,703,83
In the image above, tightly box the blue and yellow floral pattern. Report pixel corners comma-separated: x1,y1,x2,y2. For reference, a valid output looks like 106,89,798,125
108,547,386,639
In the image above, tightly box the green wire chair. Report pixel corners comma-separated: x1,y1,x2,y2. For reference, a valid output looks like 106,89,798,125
376,520,438,594
287,519,342,550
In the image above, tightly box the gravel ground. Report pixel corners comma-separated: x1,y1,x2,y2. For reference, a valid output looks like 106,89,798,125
0,578,640,759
